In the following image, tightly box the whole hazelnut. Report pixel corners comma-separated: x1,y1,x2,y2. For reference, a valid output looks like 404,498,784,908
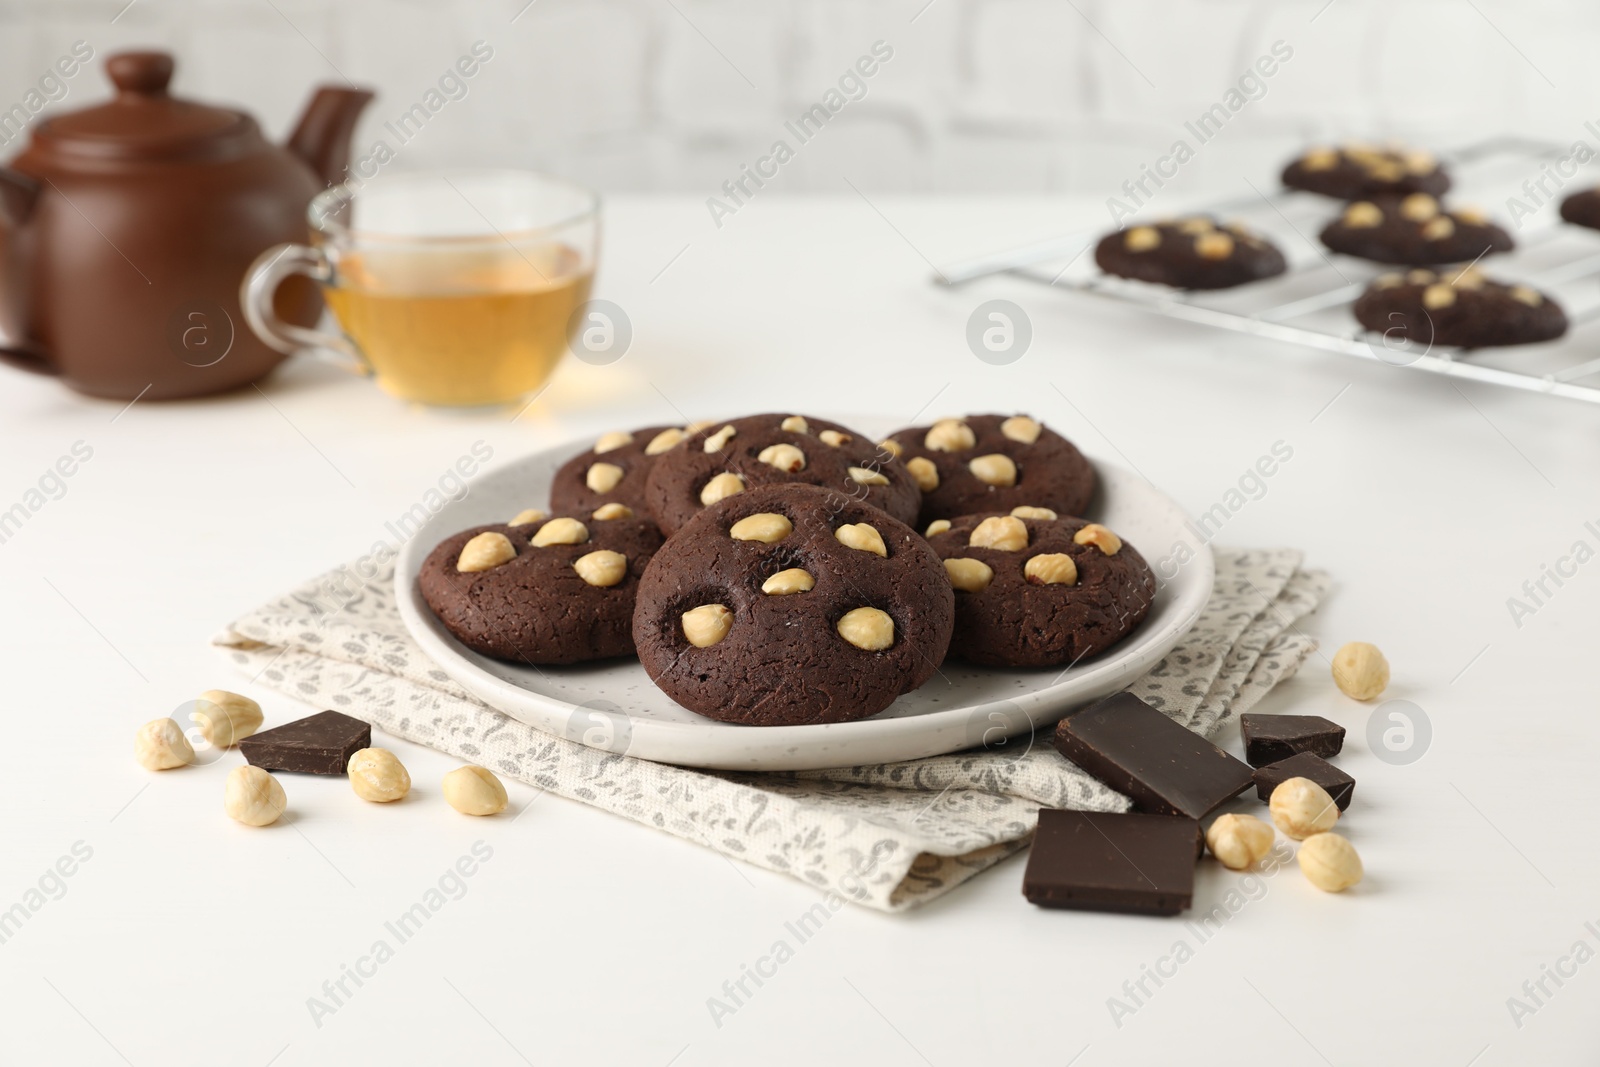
442,766,509,816
348,748,411,803
195,690,264,748
1269,777,1340,840
1331,641,1389,701
135,718,195,771
224,765,286,827
1297,832,1363,892
1205,813,1275,870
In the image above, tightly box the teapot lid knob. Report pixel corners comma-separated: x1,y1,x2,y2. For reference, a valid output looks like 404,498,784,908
106,52,175,96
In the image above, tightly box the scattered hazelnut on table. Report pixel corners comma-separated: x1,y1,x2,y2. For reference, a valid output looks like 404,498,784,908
443,766,509,816
1297,832,1363,892
135,718,194,770
1269,776,1340,840
1332,641,1389,701
457,531,517,572
225,765,286,827
1205,813,1275,870
196,690,264,748
348,748,411,803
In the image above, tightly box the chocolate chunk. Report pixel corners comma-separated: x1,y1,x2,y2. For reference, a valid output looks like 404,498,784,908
1023,809,1203,915
1253,752,1355,810
1239,713,1346,768
238,710,371,776
1053,692,1255,819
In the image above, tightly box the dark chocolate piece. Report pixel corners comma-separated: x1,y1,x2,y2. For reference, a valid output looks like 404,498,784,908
1054,692,1255,819
1239,713,1346,768
238,710,371,775
1253,752,1355,810
1023,809,1202,916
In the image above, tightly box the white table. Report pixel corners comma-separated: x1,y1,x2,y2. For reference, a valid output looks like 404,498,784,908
1,195,1595,1066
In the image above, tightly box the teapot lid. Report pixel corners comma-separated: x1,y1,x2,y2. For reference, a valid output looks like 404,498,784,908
32,51,259,162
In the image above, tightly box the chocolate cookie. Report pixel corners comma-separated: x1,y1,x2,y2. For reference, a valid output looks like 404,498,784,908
1559,186,1600,231
632,483,954,725
883,414,1095,528
926,511,1155,668
550,424,685,519
1320,194,1511,265
1095,217,1287,290
1353,267,1567,349
1282,144,1450,200
419,510,664,665
642,413,920,536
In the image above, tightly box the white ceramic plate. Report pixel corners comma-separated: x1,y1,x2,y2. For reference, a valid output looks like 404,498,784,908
395,424,1212,771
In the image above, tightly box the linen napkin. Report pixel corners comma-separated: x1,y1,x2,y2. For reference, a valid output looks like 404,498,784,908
214,548,1329,912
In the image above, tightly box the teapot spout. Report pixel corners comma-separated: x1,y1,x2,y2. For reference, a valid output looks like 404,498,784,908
286,86,374,187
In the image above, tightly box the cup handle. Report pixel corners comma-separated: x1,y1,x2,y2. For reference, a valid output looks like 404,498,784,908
241,243,370,377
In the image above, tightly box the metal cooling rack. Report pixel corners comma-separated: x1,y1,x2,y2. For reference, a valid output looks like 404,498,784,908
941,137,1600,406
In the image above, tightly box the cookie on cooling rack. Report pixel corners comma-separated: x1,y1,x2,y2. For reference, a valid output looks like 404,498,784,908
1282,144,1451,200
549,424,687,519
631,484,954,726
419,512,664,665
882,413,1095,528
925,511,1156,669
641,413,920,536
1320,194,1512,265
1353,267,1567,349
1095,217,1287,290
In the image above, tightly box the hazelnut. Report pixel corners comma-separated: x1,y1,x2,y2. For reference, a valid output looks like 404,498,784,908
848,466,889,487
442,765,509,816
1422,284,1456,310
1205,813,1274,870
1373,273,1404,290
1406,269,1436,285
1444,267,1484,290
700,472,745,505
1399,193,1438,222
878,438,904,459
585,462,625,493
837,607,894,651
593,430,632,454
1453,206,1487,224
758,443,807,472
1343,202,1383,228
969,454,1017,487
1000,415,1042,444
703,424,737,453
645,428,688,455
531,518,589,547
1297,832,1364,892
195,690,264,748
762,568,815,595
572,549,627,587
1010,506,1056,520
592,502,634,520
1024,553,1078,586
905,456,939,492
349,748,411,803
1269,777,1340,840
135,718,194,771
729,513,793,543
780,415,809,434
969,516,1028,551
836,522,887,557
820,429,852,447
1194,232,1235,260
1421,216,1455,241
458,531,517,572
1511,285,1543,307
1124,226,1161,252
1366,160,1403,182
508,508,547,526
685,419,717,433
1178,217,1214,235
1403,149,1436,174
224,765,286,827
924,418,976,452
1331,641,1389,700
1072,523,1121,555
944,558,994,592
924,519,951,537
682,604,733,647
1301,147,1338,171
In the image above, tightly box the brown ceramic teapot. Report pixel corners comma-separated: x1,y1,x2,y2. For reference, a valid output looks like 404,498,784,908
0,51,371,400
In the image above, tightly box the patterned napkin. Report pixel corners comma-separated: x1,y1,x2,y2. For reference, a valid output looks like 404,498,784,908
214,548,1328,912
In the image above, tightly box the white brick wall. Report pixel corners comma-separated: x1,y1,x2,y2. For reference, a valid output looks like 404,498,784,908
0,0,1595,196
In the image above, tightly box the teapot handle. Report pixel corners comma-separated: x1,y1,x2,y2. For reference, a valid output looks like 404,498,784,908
240,244,370,377
0,170,52,375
